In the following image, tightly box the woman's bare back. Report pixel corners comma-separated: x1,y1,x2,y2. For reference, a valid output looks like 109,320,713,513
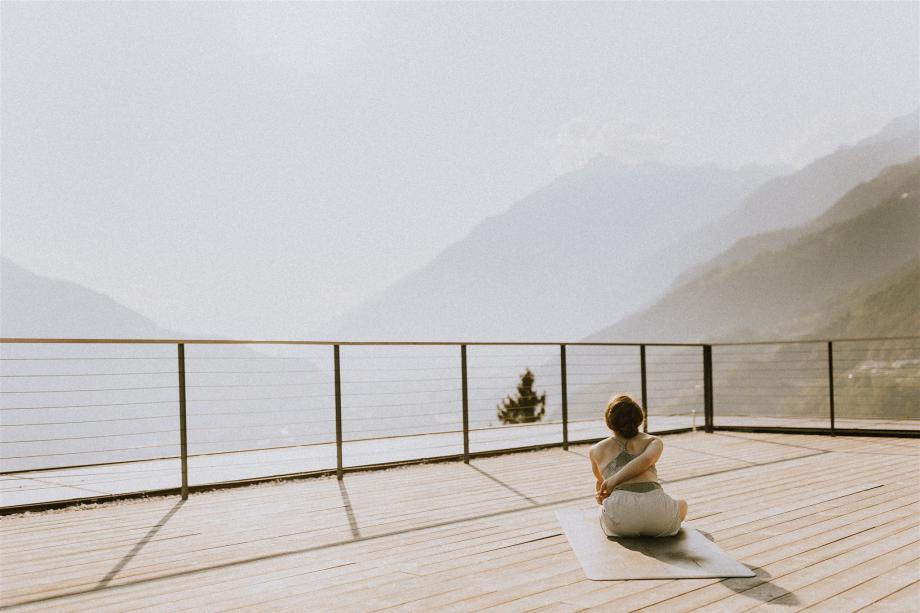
590,432,660,485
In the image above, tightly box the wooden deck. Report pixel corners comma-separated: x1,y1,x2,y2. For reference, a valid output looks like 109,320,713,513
1,431,918,612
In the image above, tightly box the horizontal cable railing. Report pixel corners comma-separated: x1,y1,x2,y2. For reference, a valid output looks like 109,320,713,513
1,336,917,512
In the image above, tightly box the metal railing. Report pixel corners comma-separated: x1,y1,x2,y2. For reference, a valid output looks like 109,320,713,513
1,335,917,513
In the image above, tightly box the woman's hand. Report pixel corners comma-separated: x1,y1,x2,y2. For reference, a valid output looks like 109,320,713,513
601,476,618,497
596,478,614,504
595,489,607,505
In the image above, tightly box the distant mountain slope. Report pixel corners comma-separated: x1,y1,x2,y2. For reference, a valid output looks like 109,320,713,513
646,111,919,293
570,258,919,418
711,261,920,422
315,112,916,344
587,165,920,343
711,111,917,237
312,158,783,341
0,258,331,473
802,258,920,340
0,257,175,338
674,158,920,288
686,262,920,423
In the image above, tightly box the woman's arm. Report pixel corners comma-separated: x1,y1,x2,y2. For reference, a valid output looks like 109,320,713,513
589,447,606,504
600,438,663,496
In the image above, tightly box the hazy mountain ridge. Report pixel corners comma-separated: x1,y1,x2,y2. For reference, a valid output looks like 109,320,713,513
587,163,920,343
0,257,177,339
4,114,916,346
653,111,919,291
311,158,785,341
313,112,917,344
0,257,329,475
673,157,920,288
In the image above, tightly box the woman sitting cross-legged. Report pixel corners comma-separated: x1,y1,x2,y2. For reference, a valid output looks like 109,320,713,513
589,394,688,537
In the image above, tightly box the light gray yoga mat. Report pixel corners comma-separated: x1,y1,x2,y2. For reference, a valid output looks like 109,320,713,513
556,508,756,580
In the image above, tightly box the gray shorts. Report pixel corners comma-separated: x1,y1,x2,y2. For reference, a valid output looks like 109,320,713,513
600,482,682,537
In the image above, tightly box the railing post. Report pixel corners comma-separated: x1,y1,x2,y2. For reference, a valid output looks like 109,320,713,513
828,341,836,436
177,343,188,500
560,344,568,450
461,344,469,463
334,344,343,479
640,345,648,433
703,344,714,433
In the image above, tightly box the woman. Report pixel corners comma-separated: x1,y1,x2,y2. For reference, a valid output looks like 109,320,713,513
589,394,688,537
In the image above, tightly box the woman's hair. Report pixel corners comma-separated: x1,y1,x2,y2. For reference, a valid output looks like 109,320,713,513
605,394,645,438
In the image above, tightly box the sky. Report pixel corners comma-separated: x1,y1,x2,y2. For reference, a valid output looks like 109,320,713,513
2,1,918,339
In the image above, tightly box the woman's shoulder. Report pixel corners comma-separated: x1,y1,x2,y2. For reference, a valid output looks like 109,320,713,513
589,436,616,458
635,433,663,451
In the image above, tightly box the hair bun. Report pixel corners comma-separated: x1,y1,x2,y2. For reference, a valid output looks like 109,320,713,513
605,394,645,438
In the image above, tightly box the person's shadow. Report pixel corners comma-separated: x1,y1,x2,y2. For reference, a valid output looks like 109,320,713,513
606,529,711,569
713,564,800,605
606,528,799,604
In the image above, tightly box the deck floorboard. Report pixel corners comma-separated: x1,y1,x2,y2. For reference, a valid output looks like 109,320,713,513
1,432,918,611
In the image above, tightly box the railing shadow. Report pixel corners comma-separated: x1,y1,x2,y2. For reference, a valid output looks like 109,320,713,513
337,479,361,539
468,463,538,506
95,499,185,589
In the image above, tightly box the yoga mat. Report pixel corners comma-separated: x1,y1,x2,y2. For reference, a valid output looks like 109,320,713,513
556,508,756,580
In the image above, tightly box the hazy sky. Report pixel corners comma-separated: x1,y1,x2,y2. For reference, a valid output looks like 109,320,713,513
2,1,918,338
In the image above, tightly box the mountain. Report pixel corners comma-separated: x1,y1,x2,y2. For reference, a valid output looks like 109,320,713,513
586,162,920,343
714,110,918,236
673,157,920,288
649,111,919,292
0,257,175,338
794,257,920,340
705,261,920,422
312,158,783,341
314,112,917,344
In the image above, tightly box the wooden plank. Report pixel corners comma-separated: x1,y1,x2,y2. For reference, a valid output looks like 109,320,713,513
198,486,916,608
0,456,876,584
486,472,919,609
796,558,920,612
861,581,920,613
0,432,917,612
510,499,919,612
744,543,920,611
689,527,920,612
546,513,919,610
